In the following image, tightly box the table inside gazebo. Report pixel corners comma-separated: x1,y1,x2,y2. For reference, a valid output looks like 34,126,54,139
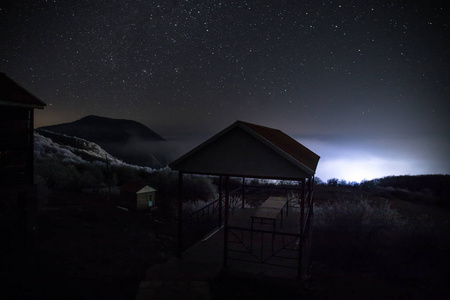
250,196,288,230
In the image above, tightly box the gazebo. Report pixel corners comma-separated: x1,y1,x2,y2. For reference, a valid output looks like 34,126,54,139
169,120,320,278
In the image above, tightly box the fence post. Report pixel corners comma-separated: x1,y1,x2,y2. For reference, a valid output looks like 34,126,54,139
218,175,222,227
300,179,305,233
177,172,184,257
223,175,229,268
297,233,303,278
310,176,314,215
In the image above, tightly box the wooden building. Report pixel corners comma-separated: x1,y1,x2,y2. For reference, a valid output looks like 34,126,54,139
169,120,320,278
120,182,157,210
0,73,46,186
0,73,46,249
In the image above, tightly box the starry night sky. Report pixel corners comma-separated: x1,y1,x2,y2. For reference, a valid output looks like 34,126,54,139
1,1,449,181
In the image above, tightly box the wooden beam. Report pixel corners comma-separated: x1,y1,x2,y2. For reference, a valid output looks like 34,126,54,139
218,175,222,227
223,175,230,268
300,179,305,232
241,177,245,208
298,232,303,278
311,176,315,215
28,109,34,185
177,171,183,257
298,178,305,278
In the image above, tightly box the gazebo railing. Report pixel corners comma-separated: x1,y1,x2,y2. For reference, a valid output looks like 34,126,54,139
227,226,301,269
302,190,314,237
182,187,241,250
183,200,220,249
224,189,315,274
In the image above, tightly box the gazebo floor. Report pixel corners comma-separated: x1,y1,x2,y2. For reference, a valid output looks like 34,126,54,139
136,208,304,299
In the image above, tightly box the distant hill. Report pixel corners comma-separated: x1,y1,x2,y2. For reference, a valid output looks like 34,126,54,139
37,115,169,168
38,115,165,143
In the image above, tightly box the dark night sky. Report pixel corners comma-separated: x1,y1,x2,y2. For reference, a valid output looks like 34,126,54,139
1,1,449,181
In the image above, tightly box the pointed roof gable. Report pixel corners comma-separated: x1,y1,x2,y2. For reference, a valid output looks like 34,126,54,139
136,185,157,194
239,121,320,174
0,73,46,109
169,121,320,179
120,182,156,194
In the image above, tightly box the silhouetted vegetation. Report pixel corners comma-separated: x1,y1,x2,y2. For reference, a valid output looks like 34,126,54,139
32,154,450,299
362,175,450,208
312,186,450,299
35,155,218,210
314,175,450,209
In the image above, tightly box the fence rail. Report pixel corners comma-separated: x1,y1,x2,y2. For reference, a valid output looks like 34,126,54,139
182,184,315,275
227,226,301,269
182,187,242,250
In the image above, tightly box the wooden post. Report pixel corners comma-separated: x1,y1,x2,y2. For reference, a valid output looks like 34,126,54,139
300,179,305,233
311,176,315,215
177,172,183,258
28,109,34,185
223,175,230,268
297,179,305,278
218,175,222,227
298,232,303,278
241,177,245,208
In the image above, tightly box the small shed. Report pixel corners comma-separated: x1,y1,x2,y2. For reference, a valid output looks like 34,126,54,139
120,182,157,210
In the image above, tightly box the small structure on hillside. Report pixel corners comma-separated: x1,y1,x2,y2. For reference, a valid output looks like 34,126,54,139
0,72,46,249
170,120,320,278
120,182,157,210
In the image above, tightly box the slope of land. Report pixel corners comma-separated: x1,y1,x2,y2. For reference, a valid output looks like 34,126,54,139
38,115,165,143
37,115,168,168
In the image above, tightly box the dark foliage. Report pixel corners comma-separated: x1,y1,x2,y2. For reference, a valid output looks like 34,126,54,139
362,175,450,208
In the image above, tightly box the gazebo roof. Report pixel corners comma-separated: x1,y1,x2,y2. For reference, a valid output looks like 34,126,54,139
169,121,320,179
0,73,46,109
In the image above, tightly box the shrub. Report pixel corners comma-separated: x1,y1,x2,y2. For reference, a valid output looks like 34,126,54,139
182,175,217,202
313,194,406,271
315,194,404,240
327,178,339,186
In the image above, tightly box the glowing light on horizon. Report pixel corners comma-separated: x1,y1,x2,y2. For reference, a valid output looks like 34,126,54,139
297,138,439,183
315,156,413,183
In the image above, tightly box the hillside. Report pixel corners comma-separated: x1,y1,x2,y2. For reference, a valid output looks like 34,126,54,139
38,115,165,143
33,130,160,196
35,130,124,165
37,116,169,168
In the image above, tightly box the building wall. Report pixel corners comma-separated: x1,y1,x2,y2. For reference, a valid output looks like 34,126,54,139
0,106,34,186
136,191,155,210
174,127,310,179
0,106,37,251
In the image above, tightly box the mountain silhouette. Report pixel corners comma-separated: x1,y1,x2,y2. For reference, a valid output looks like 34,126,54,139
38,115,165,143
37,115,168,168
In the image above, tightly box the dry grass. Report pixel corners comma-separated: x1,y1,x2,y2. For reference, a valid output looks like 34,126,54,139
310,186,450,298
